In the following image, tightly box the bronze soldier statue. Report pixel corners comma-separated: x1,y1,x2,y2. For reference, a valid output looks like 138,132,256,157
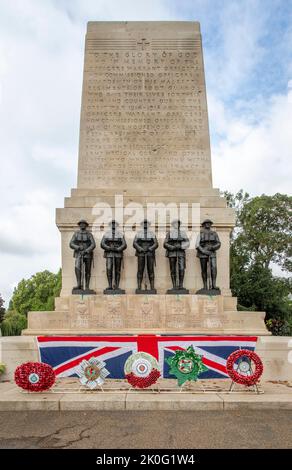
69,219,96,294
100,220,127,294
164,219,190,294
133,219,158,294
196,219,221,295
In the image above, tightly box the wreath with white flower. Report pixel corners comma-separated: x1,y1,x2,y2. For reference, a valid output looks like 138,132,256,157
226,349,263,386
124,352,161,388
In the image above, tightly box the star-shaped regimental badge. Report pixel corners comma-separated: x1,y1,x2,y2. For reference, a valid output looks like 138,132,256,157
75,357,110,389
166,345,208,386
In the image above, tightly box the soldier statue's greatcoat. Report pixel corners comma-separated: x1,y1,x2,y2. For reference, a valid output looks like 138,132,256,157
164,219,190,292
69,219,96,293
196,219,221,293
100,220,127,293
133,219,158,293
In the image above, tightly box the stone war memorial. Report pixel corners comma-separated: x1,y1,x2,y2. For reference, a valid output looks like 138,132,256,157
2,22,291,398
24,21,267,336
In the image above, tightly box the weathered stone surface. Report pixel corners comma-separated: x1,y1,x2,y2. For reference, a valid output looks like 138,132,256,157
125,393,223,411
1,379,292,411
0,336,39,381
256,336,292,381
78,21,212,190
22,294,268,336
0,387,61,411
60,393,127,411
220,394,292,410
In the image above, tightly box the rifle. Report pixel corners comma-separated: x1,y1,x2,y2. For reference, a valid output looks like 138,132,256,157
144,226,148,290
80,250,85,290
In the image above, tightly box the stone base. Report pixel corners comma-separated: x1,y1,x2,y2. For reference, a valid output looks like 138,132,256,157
196,288,221,296
103,288,125,295
72,288,96,295
22,294,269,336
166,288,189,295
135,289,157,295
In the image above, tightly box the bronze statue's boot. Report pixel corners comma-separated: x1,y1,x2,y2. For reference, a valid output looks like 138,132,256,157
85,273,91,290
211,268,218,290
171,273,177,289
178,270,184,289
137,276,143,290
202,273,208,290
115,272,120,290
107,273,113,290
74,268,82,290
149,276,155,291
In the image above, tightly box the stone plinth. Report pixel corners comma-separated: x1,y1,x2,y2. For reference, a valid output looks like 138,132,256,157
57,188,235,297
22,294,268,336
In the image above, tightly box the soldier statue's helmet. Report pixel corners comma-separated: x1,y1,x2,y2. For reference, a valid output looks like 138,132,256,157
201,219,213,226
141,219,151,226
77,219,89,226
109,219,119,226
171,219,181,226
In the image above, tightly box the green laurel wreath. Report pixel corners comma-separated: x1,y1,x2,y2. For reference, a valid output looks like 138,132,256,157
166,345,208,386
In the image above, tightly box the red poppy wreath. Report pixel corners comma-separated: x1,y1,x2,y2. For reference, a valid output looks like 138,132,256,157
226,349,263,386
14,362,56,392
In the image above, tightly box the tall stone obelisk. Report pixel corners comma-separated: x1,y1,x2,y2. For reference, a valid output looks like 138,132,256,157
78,21,212,190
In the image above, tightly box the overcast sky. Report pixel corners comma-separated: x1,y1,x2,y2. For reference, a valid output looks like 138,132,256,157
0,0,291,305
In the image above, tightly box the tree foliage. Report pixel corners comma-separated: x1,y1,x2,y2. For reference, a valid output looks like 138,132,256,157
225,191,292,271
9,269,62,317
0,310,27,336
0,294,5,323
224,191,292,328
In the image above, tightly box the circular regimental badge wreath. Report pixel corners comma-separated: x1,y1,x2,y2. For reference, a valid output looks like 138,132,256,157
14,362,56,392
166,345,208,386
124,352,161,388
226,349,263,386
75,357,110,389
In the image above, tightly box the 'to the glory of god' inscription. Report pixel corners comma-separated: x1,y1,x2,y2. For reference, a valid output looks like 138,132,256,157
77,22,213,189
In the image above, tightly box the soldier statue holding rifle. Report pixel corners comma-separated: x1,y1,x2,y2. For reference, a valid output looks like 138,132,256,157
69,219,96,294
133,219,158,294
196,219,221,295
164,219,190,294
100,220,127,294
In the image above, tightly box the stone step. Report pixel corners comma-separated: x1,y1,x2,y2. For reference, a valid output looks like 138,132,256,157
0,380,291,411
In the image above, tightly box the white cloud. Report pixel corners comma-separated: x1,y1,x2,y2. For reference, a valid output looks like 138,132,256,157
203,0,268,97
210,90,292,194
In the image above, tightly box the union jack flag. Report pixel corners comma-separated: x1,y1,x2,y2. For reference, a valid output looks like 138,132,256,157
37,335,258,379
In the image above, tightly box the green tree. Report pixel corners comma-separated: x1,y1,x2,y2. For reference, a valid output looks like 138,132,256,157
225,191,292,271
0,294,5,323
0,310,27,336
224,191,292,331
232,262,291,319
9,269,62,316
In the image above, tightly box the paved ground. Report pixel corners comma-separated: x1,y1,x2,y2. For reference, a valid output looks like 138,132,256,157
0,410,291,449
